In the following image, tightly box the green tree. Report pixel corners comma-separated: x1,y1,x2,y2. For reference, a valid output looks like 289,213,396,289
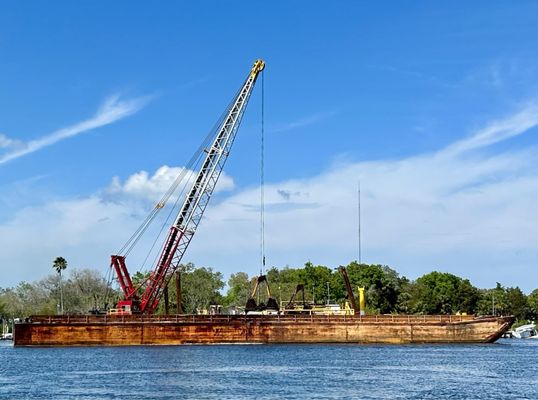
528,289,538,320
345,262,402,313
302,262,341,305
0,296,5,317
131,271,150,288
64,268,113,313
504,286,529,321
267,266,307,305
476,283,510,317
411,271,479,314
52,256,67,314
0,268,118,317
265,263,336,305
457,278,481,314
180,266,224,314
224,272,251,308
0,282,55,317
396,276,417,314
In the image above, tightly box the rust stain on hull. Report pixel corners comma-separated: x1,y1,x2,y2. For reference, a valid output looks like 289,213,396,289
14,314,514,347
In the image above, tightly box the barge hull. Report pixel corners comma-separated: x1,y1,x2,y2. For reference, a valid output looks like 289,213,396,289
14,314,513,346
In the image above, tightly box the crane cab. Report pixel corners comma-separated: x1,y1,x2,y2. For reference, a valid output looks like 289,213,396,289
108,300,140,316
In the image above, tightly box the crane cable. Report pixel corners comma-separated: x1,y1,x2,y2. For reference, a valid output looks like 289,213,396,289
260,71,266,276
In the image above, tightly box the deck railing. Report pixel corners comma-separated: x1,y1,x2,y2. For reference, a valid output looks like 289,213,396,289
25,313,480,325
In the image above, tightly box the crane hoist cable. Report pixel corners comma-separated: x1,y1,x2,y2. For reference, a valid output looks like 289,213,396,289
260,71,266,276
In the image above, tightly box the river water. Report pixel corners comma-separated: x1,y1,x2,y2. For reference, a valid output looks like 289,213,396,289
1,339,537,399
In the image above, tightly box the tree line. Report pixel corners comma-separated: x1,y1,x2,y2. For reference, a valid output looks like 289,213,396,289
1,259,537,325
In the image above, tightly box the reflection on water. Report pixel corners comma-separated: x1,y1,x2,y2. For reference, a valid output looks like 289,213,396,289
1,339,537,399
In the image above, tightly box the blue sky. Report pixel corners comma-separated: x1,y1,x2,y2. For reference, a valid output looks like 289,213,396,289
1,2,538,291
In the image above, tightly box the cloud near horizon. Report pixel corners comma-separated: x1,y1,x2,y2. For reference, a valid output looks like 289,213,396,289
0,94,151,165
0,103,537,291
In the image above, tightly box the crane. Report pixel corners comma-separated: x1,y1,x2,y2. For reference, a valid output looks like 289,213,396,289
110,60,265,314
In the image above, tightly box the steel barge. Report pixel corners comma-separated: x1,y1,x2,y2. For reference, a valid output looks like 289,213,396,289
14,314,513,346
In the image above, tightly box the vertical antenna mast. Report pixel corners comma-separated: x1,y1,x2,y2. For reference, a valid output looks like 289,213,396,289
358,181,362,264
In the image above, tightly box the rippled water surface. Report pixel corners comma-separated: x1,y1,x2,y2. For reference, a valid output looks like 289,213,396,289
1,339,537,399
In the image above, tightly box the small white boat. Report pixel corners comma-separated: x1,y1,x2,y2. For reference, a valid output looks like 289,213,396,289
512,324,537,339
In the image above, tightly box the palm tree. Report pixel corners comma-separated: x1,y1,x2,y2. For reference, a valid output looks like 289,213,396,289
52,257,68,314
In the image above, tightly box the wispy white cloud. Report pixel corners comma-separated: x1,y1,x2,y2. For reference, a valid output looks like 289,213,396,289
0,94,151,165
441,102,538,156
271,111,337,133
0,133,22,149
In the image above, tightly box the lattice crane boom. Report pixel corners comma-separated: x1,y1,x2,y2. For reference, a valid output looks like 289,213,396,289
111,60,265,314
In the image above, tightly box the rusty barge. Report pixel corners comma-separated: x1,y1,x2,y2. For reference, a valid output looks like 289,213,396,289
14,314,513,346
